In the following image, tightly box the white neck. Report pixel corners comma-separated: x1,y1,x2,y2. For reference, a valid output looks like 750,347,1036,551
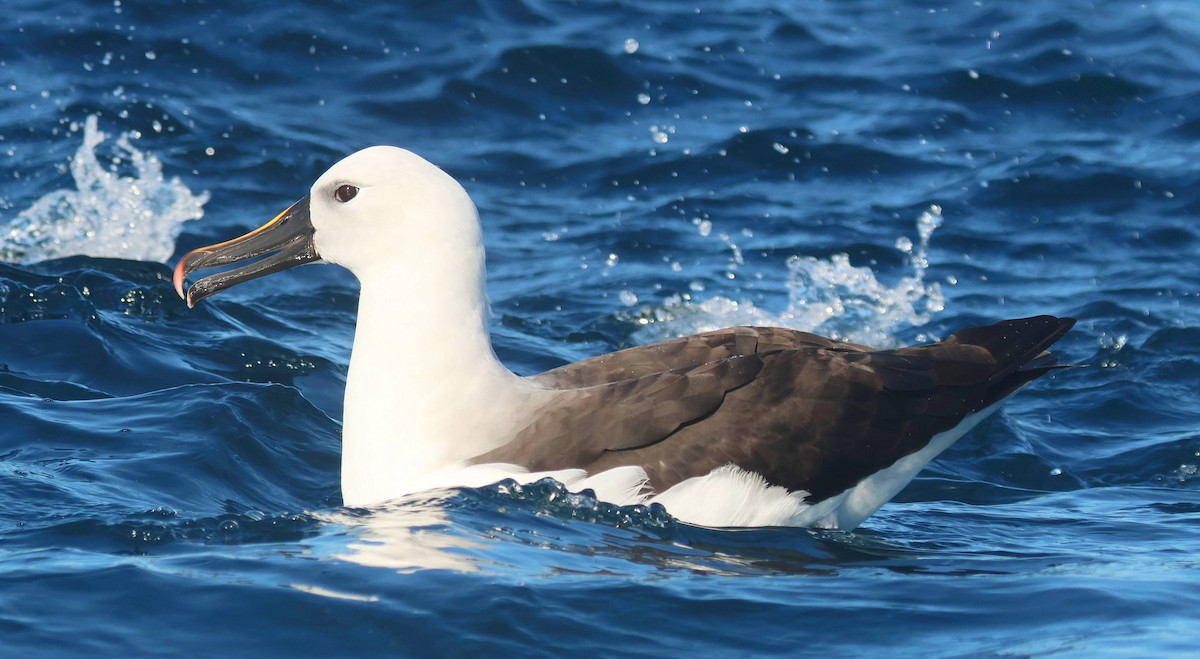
339,258,542,506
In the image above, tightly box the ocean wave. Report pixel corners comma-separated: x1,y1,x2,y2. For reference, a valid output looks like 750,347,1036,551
2,0,1199,654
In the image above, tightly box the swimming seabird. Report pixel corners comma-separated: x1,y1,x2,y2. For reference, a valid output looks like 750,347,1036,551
174,146,1073,529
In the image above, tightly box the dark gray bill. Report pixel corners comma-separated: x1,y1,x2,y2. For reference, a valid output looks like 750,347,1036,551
173,195,318,308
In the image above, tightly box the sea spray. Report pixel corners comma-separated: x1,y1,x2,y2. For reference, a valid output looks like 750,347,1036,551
0,115,209,264
629,206,946,348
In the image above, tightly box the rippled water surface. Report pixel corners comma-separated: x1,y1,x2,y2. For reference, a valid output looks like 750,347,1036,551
2,1,1200,656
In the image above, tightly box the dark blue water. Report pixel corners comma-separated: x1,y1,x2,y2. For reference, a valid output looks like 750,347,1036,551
3,1,1199,655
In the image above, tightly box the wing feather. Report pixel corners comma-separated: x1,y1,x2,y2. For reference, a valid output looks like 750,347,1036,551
479,316,1075,503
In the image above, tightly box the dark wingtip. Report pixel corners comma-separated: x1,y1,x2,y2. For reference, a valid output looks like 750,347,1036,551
957,315,1077,401
947,315,1075,368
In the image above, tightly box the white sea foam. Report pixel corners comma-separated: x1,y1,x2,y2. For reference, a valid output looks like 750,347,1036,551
629,206,946,348
0,115,209,264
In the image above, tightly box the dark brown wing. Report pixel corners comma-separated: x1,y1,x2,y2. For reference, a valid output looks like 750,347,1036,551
481,316,1075,502
474,353,765,466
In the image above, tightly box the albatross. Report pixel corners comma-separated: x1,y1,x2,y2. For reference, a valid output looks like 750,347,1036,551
174,146,1074,529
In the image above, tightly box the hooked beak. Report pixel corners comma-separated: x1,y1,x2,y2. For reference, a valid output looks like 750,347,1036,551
173,195,319,308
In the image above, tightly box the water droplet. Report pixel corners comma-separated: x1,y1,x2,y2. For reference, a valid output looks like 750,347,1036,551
623,38,639,54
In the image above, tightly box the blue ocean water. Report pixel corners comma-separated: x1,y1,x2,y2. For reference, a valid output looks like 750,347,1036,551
2,0,1199,655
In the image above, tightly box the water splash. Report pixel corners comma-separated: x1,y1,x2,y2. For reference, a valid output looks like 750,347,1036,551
0,115,209,264
630,206,946,348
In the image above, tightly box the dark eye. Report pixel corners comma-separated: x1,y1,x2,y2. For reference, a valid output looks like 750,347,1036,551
334,184,359,203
